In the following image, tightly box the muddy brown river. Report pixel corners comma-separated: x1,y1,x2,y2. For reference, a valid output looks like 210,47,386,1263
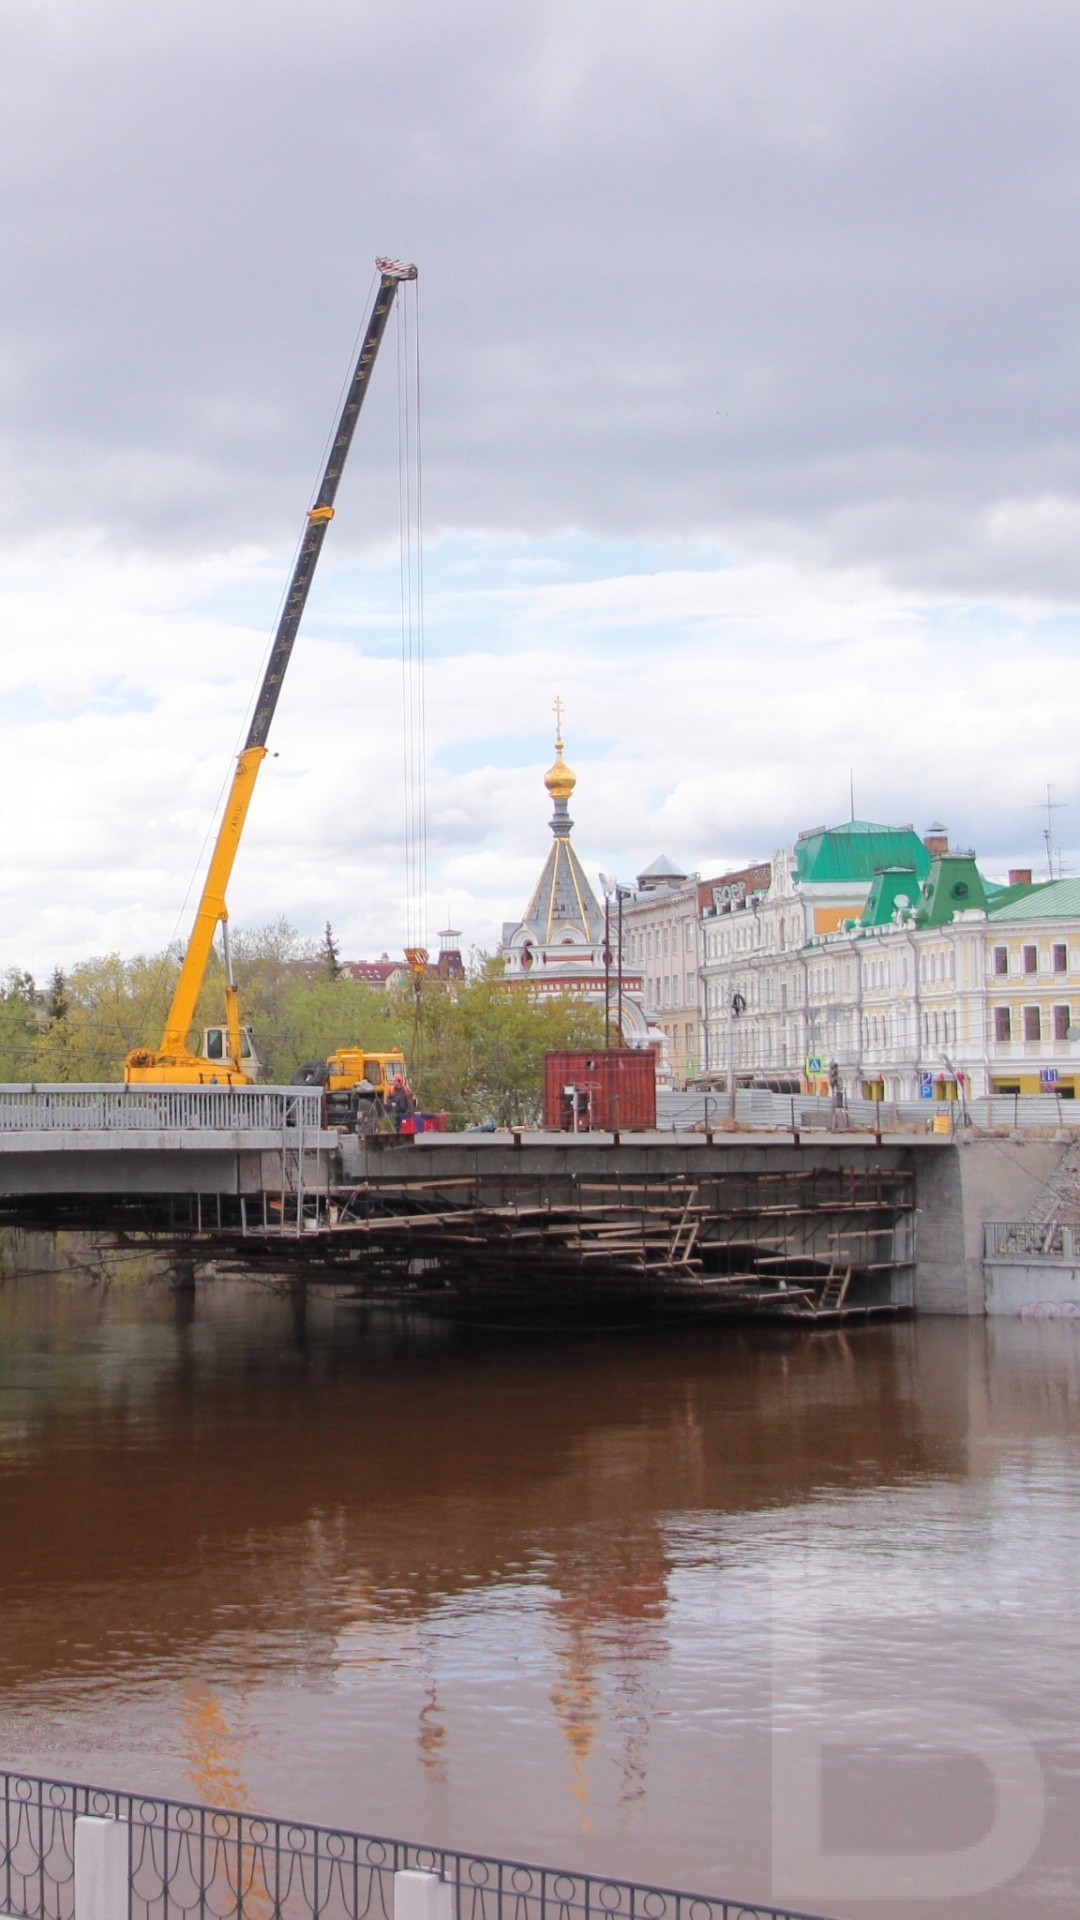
1,1276,1079,1920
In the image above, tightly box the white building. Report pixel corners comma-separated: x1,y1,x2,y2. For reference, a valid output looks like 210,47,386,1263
700,819,1080,1101
619,858,702,1087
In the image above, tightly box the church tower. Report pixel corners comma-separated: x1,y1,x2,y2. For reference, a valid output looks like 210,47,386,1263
501,703,608,978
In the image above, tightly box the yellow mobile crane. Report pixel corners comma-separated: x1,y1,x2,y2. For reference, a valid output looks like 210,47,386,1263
125,258,418,1085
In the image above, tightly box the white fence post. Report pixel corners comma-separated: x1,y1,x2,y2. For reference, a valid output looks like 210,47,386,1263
74,1816,128,1920
394,1870,455,1920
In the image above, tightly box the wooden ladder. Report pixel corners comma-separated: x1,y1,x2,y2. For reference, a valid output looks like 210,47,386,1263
818,1265,853,1314
666,1185,701,1271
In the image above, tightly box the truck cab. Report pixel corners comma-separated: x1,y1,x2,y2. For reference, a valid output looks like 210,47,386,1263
324,1048,408,1131
202,1025,260,1079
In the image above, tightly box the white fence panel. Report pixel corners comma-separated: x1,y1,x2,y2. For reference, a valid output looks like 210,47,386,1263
0,1085,323,1133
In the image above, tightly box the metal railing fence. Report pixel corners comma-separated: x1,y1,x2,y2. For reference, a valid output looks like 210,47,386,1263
985,1220,1073,1259
0,1771,829,1920
0,1086,323,1133
659,1089,1080,1134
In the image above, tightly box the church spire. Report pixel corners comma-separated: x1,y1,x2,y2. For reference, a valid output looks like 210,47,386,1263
544,695,577,833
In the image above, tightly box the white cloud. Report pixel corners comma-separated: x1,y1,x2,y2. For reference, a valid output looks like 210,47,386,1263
0,536,1076,978
2,1,1080,982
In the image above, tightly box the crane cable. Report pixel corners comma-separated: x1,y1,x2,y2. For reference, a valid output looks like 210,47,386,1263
396,279,428,959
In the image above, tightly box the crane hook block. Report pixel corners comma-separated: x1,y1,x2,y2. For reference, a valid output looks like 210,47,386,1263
375,257,419,280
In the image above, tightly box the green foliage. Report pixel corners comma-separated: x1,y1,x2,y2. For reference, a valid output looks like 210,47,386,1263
5,931,602,1110
17,923,405,1084
241,973,404,1081
29,950,182,1081
47,967,69,1023
0,969,41,1081
409,957,605,1127
321,921,342,980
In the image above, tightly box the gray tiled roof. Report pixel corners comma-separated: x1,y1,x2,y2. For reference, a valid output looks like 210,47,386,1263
523,837,605,944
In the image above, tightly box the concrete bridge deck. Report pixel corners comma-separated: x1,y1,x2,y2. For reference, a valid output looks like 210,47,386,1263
0,1088,1067,1317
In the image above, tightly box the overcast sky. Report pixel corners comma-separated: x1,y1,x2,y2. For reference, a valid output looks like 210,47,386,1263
3,0,1080,973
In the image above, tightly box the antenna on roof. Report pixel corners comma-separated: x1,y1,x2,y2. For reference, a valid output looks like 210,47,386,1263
849,769,855,824
1040,782,1068,880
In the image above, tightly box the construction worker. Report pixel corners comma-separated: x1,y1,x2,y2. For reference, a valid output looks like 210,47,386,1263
387,1075,412,1133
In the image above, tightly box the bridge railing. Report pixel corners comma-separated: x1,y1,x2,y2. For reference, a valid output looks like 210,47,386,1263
985,1220,1073,1260
0,1771,829,1920
0,1085,324,1133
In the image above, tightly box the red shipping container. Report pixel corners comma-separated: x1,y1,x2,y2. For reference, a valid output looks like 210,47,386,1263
543,1049,656,1132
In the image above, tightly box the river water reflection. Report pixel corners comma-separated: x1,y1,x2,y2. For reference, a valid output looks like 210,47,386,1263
1,1278,1080,1920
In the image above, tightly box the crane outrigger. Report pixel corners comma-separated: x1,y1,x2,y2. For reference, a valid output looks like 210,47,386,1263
125,257,418,1086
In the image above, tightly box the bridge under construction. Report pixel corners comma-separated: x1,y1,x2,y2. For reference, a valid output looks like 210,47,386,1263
0,1084,965,1321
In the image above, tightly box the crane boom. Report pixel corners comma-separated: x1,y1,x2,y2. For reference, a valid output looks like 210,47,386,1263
125,257,417,1084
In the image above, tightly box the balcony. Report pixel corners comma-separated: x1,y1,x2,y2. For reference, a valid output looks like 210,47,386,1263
989,1039,1080,1060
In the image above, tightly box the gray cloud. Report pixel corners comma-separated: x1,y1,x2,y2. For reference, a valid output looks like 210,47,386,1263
2,0,1080,589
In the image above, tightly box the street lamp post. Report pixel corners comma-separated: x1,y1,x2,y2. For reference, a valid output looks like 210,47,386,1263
600,877,631,1047
728,991,746,1118
603,891,612,1048
617,886,628,1043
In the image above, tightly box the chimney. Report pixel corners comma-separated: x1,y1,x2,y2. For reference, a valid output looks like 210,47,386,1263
923,822,949,858
1008,868,1032,886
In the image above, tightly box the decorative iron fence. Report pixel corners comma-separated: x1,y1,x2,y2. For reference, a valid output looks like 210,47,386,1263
0,1772,830,1920
0,1087,323,1134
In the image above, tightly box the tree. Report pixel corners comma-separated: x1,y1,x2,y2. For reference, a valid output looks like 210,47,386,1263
0,930,606,1106
243,973,401,1081
0,970,40,1082
321,922,342,980
28,950,182,1081
409,959,605,1127
47,967,69,1023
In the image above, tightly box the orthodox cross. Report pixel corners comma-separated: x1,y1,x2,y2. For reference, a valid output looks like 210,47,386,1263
553,694,565,745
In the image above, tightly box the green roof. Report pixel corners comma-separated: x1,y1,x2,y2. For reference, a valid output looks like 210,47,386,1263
794,820,932,885
988,877,1080,920
918,854,990,927
861,866,922,927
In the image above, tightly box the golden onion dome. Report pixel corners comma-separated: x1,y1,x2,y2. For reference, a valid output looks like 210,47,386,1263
544,737,576,803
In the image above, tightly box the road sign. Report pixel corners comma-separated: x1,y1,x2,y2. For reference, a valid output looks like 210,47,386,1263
1040,1067,1060,1085
918,1071,934,1098
806,1056,824,1076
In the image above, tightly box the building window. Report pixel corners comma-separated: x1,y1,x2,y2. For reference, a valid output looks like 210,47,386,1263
1023,945,1038,974
994,1007,1011,1042
993,947,1008,976
1054,1005,1071,1041
1054,944,1068,973
1024,1006,1041,1041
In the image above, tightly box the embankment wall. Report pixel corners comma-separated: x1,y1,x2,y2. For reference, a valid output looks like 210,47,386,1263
917,1137,1066,1314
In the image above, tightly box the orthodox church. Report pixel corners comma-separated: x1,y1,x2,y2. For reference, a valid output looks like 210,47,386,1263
499,709,661,1058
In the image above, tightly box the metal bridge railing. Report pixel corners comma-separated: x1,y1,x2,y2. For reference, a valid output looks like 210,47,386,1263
0,1772,830,1920
0,1086,324,1133
985,1220,1072,1259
